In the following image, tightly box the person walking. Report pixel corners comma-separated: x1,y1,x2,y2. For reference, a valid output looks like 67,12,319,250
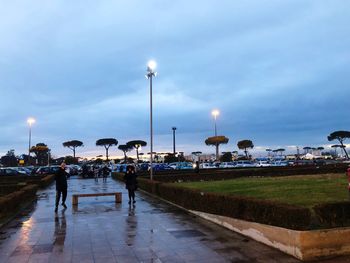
55,162,68,213
102,165,110,182
124,165,138,205
94,165,99,182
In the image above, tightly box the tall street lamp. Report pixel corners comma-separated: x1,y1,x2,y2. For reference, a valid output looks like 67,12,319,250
27,117,35,165
211,109,220,160
146,60,157,180
172,127,177,155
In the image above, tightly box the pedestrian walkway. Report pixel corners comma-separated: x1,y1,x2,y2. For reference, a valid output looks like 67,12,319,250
0,176,348,263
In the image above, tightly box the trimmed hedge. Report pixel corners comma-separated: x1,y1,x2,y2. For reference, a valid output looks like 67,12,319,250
0,174,54,188
314,202,350,228
0,185,25,197
114,172,350,230
39,174,55,188
0,184,38,215
114,174,311,230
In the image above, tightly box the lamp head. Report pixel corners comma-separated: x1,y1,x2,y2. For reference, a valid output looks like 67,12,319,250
27,117,36,126
147,60,157,73
211,109,220,117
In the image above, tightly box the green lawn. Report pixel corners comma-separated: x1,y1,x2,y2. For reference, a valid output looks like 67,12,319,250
179,174,349,208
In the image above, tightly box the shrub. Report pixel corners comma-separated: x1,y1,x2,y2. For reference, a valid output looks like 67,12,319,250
40,174,55,188
0,185,38,215
314,202,350,228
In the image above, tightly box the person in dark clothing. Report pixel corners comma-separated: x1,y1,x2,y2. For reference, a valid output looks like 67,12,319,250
102,165,110,182
55,162,68,212
124,165,137,205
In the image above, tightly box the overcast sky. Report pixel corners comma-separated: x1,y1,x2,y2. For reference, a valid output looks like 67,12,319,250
0,0,349,158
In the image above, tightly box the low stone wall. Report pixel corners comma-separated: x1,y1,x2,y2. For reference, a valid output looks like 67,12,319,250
191,210,350,261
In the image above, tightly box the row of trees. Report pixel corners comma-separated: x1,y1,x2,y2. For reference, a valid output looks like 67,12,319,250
62,138,147,162
204,136,254,160
204,130,350,160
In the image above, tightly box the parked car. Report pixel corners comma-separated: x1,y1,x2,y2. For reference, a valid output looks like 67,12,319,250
11,167,31,175
35,165,61,175
173,162,193,170
0,168,25,176
148,164,174,171
199,163,216,169
219,162,236,168
271,161,289,167
66,164,81,175
235,161,255,168
255,161,271,167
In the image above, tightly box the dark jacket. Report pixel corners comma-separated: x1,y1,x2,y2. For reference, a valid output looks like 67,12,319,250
124,170,137,190
102,166,110,177
55,168,68,191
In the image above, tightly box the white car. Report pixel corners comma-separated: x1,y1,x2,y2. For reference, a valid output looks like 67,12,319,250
235,161,255,168
219,162,236,168
199,163,216,169
255,161,271,167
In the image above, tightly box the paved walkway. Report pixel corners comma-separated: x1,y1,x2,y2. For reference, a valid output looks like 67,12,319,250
0,176,348,263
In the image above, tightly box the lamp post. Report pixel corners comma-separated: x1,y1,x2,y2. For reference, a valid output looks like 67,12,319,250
211,109,220,160
146,60,157,180
172,127,177,155
27,117,35,166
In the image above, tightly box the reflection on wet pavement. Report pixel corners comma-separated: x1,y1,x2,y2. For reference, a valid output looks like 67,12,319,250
0,176,348,262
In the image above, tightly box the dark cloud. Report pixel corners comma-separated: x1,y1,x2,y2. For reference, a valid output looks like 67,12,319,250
0,1,350,157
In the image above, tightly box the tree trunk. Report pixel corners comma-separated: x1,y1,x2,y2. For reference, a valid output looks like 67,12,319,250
244,148,248,158
136,147,139,162
124,152,127,163
105,147,109,161
73,148,76,159
215,143,219,161
339,141,349,159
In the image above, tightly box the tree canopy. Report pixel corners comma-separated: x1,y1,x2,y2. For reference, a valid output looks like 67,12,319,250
96,138,118,160
126,140,147,162
205,136,229,161
327,131,350,159
237,140,254,158
30,143,50,166
118,144,133,163
63,140,83,158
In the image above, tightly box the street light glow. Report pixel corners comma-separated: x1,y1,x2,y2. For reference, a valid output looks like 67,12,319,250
147,60,157,72
211,109,220,118
27,117,36,126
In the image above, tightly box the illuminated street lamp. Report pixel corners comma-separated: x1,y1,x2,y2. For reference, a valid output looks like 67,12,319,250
146,60,157,180
211,109,219,137
211,109,220,160
27,117,36,165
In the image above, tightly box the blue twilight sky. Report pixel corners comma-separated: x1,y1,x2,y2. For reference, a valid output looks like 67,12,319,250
0,0,350,158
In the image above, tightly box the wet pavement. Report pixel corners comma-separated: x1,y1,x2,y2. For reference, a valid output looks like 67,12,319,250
0,176,349,263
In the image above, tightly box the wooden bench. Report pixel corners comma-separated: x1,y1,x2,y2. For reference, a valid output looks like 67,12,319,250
72,192,122,205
